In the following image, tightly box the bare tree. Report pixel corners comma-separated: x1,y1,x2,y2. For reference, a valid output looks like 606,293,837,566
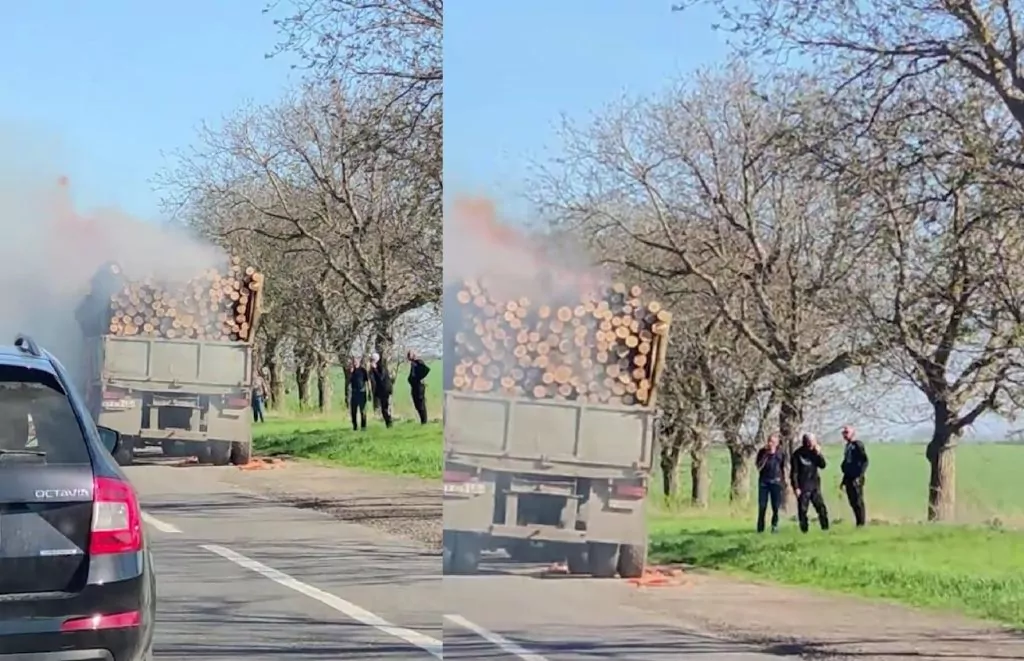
266,0,441,137
818,83,1024,521
162,82,441,362
676,0,1024,157
532,65,876,464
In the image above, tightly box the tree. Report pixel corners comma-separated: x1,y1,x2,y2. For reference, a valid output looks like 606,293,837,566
677,0,1024,160
819,82,1024,520
532,65,876,461
162,82,441,361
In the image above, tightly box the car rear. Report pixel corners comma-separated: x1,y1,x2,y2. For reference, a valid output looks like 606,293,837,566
0,353,154,660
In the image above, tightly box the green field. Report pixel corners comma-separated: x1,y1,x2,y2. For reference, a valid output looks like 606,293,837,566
650,442,1024,627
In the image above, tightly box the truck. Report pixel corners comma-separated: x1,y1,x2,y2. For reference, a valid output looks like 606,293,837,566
442,316,669,578
75,263,264,467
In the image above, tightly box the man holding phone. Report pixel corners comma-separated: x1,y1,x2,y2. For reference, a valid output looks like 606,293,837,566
790,432,830,533
755,434,786,533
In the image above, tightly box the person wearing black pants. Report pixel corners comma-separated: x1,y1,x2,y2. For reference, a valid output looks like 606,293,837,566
840,424,869,527
791,433,830,533
755,434,786,533
407,350,431,424
349,357,370,431
370,353,394,428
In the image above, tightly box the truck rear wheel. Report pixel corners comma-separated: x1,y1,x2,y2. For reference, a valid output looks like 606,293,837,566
200,441,232,466
230,441,252,466
587,542,619,578
566,546,589,574
113,437,134,466
617,543,647,579
445,532,482,575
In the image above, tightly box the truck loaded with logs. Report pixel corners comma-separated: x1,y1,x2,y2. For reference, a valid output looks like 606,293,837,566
74,257,264,466
442,274,671,578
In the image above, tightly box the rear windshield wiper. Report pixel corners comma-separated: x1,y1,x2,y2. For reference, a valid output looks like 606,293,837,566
0,449,46,457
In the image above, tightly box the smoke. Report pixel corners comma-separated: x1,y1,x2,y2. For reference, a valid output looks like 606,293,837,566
442,196,608,388
0,151,224,387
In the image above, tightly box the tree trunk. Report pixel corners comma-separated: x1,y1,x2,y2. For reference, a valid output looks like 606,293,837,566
296,360,313,411
926,411,957,522
315,354,333,414
374,316,397,365
266,356,284,411
690,444,710,508
726,440,756,505
777,387,805,511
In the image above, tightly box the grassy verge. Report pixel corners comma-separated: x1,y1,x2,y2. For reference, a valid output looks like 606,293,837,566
649,509,1024,627
252,417,442,479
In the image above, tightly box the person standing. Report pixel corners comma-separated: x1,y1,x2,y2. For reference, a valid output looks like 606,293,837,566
251,370,267,423
370,353,394,428
790,433,830,533
343,357,356,409
407,350,431,424
755,434,786,533
840,424,870,527
349,357,371,432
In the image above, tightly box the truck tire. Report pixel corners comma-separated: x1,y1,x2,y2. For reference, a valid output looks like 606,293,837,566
617,543,647,579
230,441,252,466
566,546,589,574
200,441,232,466
446,532,482,575
587,542,620,578
113,437,134,466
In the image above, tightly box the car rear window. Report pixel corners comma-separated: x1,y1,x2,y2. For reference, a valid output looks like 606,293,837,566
0,366,91,464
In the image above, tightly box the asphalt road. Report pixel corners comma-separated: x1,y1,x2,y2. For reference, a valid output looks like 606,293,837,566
130,462,782,660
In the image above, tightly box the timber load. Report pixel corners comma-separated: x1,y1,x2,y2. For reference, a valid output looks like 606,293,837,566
77,257,264,343
448,278,671,407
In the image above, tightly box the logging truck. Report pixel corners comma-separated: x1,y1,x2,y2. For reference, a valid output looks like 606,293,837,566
442,278,670,578
75,259,264,466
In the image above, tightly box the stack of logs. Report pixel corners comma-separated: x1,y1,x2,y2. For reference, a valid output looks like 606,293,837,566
90,257,263,342
450,279,671,406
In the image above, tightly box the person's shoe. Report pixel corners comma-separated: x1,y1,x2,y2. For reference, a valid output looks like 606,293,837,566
771,526,779,534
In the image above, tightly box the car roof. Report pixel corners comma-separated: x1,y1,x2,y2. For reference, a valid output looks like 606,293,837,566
0,345,57,374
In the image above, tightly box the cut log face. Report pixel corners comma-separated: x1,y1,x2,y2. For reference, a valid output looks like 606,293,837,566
90,259,262,342
450,278,671,406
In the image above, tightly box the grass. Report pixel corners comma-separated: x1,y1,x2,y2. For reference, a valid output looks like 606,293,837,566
252,417,442,479
650,442,1024,627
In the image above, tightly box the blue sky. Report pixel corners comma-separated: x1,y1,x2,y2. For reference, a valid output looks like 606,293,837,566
443,0,729,221
0,1,297,220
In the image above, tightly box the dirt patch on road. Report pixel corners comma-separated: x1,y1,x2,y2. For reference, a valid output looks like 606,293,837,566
216,460,441,550
626,570,1024,660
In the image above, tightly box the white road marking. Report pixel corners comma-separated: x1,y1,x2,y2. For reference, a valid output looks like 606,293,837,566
202,543,443,659
141,512,182,534
445,613,550,661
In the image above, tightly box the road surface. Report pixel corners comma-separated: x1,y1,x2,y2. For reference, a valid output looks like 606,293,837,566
131,462,782,660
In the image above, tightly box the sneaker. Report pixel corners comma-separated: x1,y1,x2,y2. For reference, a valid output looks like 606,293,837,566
771,526,778,534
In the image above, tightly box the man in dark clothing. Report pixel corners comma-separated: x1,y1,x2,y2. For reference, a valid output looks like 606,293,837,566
407,350,431,424
251,371,267,423
840,424,869,527
343,357,356,409
755,434,786,533
370,353,394,428
349,357,371,432
791,433,830,533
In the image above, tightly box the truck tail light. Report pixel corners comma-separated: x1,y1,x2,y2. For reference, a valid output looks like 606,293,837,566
443,469,473,483
225,394,250,409
102,387,129,400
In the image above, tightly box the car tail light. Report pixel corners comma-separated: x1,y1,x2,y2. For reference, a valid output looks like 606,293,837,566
613,481,647,499
443,469,472,483
61,610,141,632
89,476,143,555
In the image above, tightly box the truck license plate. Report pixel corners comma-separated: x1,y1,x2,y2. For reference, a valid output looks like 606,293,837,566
443,482,487,495
102,398,137,410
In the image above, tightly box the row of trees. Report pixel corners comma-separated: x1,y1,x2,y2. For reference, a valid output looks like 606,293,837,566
531,0,1024,521
159,0,443,413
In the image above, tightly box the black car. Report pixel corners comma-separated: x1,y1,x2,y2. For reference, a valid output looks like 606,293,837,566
0,335,156,661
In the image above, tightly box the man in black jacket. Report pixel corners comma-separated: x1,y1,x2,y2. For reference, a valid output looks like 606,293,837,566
349,357,371,432
407,350,431,424
840,424,869,527
370,352,394,428
791,433,830,533
755,434,786,533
